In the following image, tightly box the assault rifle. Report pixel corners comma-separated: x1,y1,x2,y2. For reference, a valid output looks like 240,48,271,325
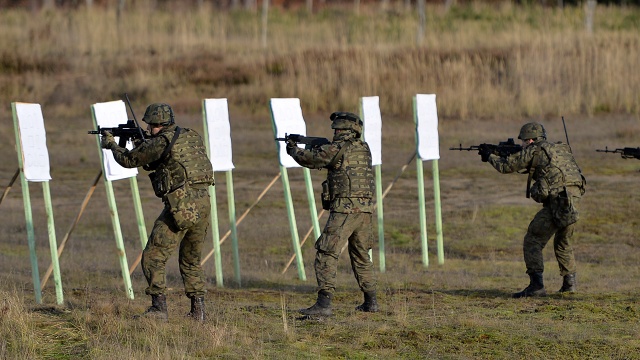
449,138,523,158
275,133,330,150
88,119,147,148
595,146,640,160
88,93,147,148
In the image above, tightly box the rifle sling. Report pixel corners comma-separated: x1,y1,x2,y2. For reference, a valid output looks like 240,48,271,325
525,149,540,198
161,126,182,161
327,140,352,169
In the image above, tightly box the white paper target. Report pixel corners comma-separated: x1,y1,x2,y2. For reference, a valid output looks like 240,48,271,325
14,103,51,182
91,100,138,181
415,94,440,161
361,96,383,166
270,98,308,168
203,99,234,171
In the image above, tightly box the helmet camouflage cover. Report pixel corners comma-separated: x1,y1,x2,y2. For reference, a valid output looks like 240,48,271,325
518,122,547,140
142,103,174,125
330,111,363,135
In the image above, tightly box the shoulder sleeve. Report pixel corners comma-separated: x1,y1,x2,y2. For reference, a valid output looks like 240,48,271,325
111,136,169,168
487,145,536,174
290,141,342,169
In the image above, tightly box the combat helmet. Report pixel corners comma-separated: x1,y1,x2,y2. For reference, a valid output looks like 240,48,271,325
518,122,546,141
142,103,175,125
330,112,363,136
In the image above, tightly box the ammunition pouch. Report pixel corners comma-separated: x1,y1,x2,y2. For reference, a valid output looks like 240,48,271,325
530,179,549,204
149,168,171,198
321,180,331,211
551,188,579,228
165,184,200,231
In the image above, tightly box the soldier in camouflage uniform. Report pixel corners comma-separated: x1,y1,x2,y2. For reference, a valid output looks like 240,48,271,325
479,122,586,298
101,103,215,321
286,112,378,317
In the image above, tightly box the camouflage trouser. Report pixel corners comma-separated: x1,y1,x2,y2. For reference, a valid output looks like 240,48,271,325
524,195,581,277
314,212,377,294
142,189,210,298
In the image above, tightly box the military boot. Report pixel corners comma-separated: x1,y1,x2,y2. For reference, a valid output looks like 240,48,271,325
512,272,547,298
135,294,168,321
355,291,379,313
299,290,333,317
559,273,577,293
186,296,206,322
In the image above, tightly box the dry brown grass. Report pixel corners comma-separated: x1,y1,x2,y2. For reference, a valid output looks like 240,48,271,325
1,2,639,120
1,111,639,358
1,2,640,359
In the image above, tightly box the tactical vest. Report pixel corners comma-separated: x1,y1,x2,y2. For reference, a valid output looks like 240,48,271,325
327,140,374,199
151,127,214,197
530,141,586,198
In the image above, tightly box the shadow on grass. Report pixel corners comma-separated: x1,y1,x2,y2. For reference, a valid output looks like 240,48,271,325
215,277,318,294
436,288,513,298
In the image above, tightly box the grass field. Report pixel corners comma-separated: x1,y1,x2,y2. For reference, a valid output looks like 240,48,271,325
1,2,640,359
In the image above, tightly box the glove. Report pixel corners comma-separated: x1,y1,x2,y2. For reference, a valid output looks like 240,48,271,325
478,146,492,162
286,141,298,156
101,130,116,149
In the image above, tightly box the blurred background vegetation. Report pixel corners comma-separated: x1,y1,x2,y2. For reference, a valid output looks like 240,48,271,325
1,1,640,358
1,0,639,120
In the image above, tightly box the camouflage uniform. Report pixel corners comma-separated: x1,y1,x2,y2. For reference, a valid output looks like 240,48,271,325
103,104,213,320
289,131,377,295
485,123,586,296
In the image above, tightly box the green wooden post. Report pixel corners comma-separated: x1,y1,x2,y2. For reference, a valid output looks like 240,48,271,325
413,97,429,268
42,181,63,304
280,165,306,281
360,97,385,271
103,179,135,299
12,102,64,304
413,94,445,266
200,105,225,288
269,99,307,281
12,103,42,303
374,165,385,272
18,173,41,303
208,185,224,287
91,104,134,299
433,160,444,264
226,170,241,285
129,176,148,249
303,168,321,240
416,157,429,268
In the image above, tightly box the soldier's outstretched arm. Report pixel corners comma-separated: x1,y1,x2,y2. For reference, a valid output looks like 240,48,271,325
110,136,168,169
288,142,341,169
487,146,535,174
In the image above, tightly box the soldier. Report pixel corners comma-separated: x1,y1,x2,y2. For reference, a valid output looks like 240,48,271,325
286,111,378,317
479,122,586,298
101,103,215,321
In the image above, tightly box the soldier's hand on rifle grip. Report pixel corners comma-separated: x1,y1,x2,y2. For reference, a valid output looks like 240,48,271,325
100,130,116,150
478,146,492,162
286,140,298,156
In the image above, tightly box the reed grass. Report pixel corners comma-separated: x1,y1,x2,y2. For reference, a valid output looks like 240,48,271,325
1,2,638,119
2,2,640,359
